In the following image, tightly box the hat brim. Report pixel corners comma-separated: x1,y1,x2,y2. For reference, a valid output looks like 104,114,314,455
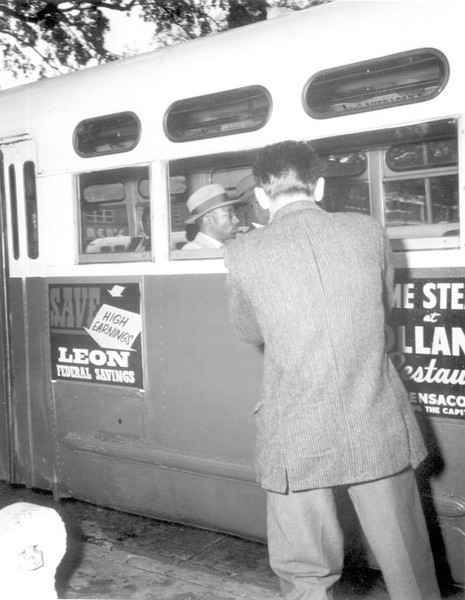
184,198,240,225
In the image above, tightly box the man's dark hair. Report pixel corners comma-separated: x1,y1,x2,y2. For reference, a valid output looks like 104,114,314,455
253,140,322,199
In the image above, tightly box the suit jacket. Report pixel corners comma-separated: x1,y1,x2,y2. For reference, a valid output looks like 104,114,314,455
182,231,223,249
225,200,426,493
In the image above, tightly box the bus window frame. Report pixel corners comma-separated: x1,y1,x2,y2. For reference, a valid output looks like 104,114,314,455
303,48,449,120
382,152,459,251
8,164,20,260
164,85,272,143
23,160,39,260
313,118,460,252
77,164,153,264
73,111,141,158
167,149,259,259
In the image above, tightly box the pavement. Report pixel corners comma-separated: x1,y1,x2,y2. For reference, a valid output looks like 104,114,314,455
0,481,462,600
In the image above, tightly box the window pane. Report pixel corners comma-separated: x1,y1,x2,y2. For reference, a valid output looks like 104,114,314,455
138,179,150,199
74,112,140,157
168,149,260,257
385,180,426,225
8,165,19,259
79,166,151,258
431,175,459,224
165,86,271,142
386,138,458,171
24,161,39,259
384,175,459,239
84,182,126,203
322,180,370,215
319,152,369,214
305,49,448,119
324,152,367,177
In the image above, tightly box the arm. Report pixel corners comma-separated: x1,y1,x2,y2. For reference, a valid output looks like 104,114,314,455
225,249,264,346
380,225,395,314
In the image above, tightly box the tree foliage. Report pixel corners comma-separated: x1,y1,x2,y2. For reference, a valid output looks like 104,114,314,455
0,0,330,80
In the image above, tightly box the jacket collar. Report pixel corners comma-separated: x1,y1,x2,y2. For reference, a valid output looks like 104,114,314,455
271,200,321,222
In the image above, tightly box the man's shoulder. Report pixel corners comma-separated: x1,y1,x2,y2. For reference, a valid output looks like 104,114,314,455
331,211,384,236
224,228,265,269
228,227,265,252
334,210,378,225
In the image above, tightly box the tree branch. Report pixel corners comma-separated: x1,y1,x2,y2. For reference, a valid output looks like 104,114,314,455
0,27,63,73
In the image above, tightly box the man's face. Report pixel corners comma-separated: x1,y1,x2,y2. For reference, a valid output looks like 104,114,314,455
207,206,239,242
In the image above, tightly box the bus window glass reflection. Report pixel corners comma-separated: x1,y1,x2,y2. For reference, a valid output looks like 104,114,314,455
314,118,459,250
383,122,459,243
320,152,370,215
24,161,39,259
8,164,19,260
78,165,151,260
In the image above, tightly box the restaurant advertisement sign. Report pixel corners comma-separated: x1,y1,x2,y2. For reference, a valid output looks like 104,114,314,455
389,276,465,420
49,283,143,389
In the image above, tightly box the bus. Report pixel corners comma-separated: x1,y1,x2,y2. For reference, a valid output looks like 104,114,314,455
0,0,463,587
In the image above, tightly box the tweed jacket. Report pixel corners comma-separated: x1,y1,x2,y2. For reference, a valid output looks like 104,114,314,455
225,200,427,493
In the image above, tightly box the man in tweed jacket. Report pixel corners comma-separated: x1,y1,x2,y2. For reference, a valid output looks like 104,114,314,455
225,141,440,600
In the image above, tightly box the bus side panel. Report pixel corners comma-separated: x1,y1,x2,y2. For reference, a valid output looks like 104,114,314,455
9,277,56,489
392,267,465,586
144,274,261,462
53,274,267,539
0,300,10,480
418,419,465,586
26,277,57,489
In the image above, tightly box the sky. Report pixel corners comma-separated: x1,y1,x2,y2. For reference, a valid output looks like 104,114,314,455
104,9,159,56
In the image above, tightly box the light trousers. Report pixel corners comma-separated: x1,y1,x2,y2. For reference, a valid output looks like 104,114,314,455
266,468,441,600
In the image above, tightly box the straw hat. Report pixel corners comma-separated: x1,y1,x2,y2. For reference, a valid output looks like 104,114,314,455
185,184,239,224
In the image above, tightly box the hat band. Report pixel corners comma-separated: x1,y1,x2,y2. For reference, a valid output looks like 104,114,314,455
190,193,230,216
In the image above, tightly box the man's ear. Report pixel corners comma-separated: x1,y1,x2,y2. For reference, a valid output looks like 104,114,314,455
314,177,325,203
255,187,270,210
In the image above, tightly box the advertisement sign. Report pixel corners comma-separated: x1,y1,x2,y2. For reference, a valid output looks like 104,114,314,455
388,277,465,420
49,283,143,389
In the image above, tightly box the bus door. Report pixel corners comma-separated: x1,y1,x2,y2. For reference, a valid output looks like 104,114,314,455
0,147,13,482
0,138,55,490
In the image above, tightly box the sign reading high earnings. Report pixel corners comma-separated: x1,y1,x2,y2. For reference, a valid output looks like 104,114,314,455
49,283,143,389
389,277,465,420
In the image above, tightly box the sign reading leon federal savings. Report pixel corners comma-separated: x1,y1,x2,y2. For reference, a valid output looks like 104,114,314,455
388,276,465,420
49,283,143,389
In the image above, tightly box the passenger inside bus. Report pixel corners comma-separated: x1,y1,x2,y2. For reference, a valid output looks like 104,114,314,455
236,173,270,230
182,183,240,249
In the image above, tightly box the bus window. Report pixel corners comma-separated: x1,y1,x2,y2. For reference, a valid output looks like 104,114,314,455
320,152,370,214
304,48,448,119
314,118,458,250
386,138,458,171
384,176,458,228
168,149,259,258
8,164,19,260
74,112,141,157
78,165,151,261
383,123,459,247
23,161,39,259
165,86,271,142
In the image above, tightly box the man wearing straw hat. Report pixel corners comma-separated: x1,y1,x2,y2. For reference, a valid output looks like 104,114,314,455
182,183,240,249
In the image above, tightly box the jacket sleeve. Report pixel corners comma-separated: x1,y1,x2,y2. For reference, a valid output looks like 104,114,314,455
380,224,395,314
225,248,264,346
